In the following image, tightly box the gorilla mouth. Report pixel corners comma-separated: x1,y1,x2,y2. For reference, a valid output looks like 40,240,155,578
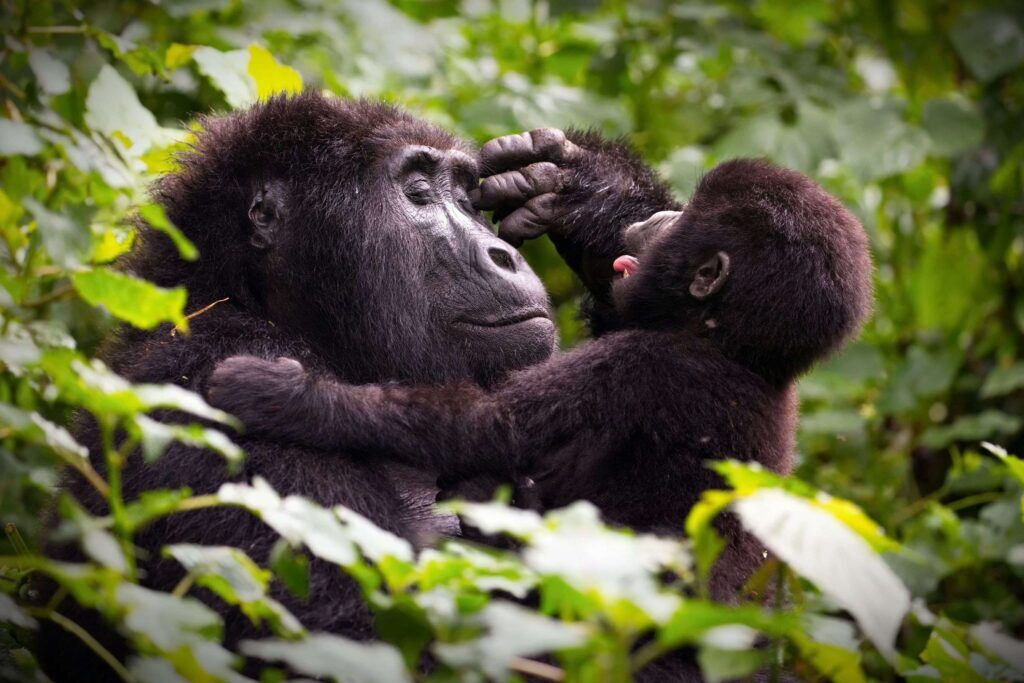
612,255,639,279
457,308,551,328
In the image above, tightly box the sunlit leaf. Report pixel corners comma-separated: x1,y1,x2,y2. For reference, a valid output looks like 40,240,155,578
218,478,358,566
242,633,412,683
193,47,256,109
134,415,243,466
247,44,303,99
733,489,910,659
435,602,585,681
0,119,44,156
0,593,38,630
72,267,188,331
85,65,174,156
28,49,71,95
139,203,198,261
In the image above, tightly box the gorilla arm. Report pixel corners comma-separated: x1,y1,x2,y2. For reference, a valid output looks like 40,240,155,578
207,356,516,482
473,128,681,330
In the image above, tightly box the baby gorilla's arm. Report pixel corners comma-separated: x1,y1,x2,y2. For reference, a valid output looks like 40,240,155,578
206,356,515,481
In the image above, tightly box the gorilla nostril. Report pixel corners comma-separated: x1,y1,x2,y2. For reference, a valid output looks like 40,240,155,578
488,247,517,273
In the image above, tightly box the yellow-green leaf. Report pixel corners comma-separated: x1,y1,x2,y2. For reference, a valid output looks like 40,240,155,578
165,43,197,70
247,44,302,99
72,268,188,331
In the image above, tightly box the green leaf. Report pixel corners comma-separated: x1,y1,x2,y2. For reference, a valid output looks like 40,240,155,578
133,415,243,466
72,267,188,331
980,362,1024,398
920,626,987,683
165,43,198,70
116,583,224,651
123,488,194,532
28,49,71,95
0,404,89,462
920,411,1023,450
659,601,795,648
82,526,129,573
193,47,256,109
85,65,173,156
434,602,585,681
139,203,198,261
241,633,412,683
40,349,236,425
698,645,769,683
218,478,358,566
166,544,303,636
269,540,309,600
247,45,303,99
24,198,90,268
733,489,910,659
791,631,867,683
0,119,43,156
950,11,1024,82
0,593,38,630
982,443,1024,487
921,97,985,157
335,506,414,563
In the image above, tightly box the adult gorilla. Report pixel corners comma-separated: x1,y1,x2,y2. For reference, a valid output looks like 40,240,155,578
38,93,676,680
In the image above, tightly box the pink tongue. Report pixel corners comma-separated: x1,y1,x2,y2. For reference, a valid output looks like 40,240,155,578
612,255,639,276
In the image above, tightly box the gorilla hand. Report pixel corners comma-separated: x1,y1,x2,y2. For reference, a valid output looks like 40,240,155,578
207,355,312,439
471,128,580,247
472,128,680,298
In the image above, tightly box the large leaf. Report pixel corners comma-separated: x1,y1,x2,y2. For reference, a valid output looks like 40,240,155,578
193,47,257,109
434,602,585,681
241,633,411,683
0,119,44,156
218,478,358,566
733,489,910,658
72,267,188,331
85,65,173,156
950,11,1024,82
247,45,303,99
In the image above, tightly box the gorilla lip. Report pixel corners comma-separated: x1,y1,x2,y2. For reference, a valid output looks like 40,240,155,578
457,307,551,328
613,255,639,279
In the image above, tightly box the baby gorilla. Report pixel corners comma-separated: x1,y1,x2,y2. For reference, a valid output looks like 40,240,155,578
207,159,872,596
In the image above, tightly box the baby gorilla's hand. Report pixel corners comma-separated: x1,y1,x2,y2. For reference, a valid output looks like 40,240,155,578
207,355,310,436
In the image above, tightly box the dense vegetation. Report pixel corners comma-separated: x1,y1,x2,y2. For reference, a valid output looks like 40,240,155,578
1,1,1023,681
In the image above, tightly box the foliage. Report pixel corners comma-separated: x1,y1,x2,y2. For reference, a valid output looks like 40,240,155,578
1,0,1023,681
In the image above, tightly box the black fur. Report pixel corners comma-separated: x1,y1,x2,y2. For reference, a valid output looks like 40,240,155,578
207,159,874,607
38,93,646,681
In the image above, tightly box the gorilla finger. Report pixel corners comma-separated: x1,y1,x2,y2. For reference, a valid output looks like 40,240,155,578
480,128,578,174
497,193,559,246
473,162,564,211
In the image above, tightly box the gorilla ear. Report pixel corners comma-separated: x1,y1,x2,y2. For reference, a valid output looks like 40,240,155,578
689,251,731,300
248,181,285,250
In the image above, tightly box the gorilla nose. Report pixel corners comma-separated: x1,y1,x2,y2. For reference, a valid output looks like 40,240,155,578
487,246,518,273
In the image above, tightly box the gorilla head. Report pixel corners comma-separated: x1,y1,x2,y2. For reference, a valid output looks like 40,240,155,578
142,93,555,385
613,159,873,383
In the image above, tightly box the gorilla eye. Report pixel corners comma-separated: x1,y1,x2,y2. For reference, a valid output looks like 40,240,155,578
404,178,433,204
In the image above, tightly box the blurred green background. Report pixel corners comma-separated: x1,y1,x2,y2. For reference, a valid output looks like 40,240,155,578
2,0,1023,654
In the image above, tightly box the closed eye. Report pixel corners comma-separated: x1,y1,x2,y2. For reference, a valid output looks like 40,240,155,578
405,178,433,204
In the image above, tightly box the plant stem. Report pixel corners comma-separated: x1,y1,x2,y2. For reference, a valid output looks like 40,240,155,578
46,611,135,682
100,419,135,580
509,657,564,681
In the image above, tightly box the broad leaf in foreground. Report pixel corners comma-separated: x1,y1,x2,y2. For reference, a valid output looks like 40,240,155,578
733,489,910,659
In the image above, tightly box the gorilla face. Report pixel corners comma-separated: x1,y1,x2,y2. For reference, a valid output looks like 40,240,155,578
385,144,556,384
154,95,554,387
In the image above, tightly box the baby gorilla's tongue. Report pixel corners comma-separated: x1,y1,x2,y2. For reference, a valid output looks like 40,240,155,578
612,255,639,278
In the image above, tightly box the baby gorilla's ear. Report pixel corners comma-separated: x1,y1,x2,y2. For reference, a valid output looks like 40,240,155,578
689,251,731,299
